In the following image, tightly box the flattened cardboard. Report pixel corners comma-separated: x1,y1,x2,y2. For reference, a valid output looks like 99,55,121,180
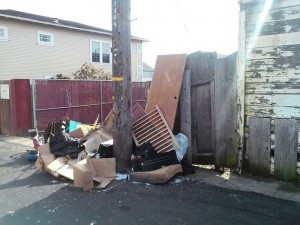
39,154,58,176
47,157,77,180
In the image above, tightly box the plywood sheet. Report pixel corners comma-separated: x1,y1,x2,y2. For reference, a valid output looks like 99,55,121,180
145,54,187,130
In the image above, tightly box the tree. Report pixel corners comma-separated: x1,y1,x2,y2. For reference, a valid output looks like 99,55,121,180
72,63,112,80
51,74,70,79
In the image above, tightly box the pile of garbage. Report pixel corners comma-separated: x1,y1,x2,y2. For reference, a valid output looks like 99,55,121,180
34,54,194,190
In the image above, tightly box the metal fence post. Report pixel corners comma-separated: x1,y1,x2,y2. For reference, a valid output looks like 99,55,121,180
32,78,37,128
100,80,103,123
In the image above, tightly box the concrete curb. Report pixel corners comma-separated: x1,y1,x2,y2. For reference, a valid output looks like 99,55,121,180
186,167,300,203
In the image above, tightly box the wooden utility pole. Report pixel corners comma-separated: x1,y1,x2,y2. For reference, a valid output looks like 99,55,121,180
111,0,132,172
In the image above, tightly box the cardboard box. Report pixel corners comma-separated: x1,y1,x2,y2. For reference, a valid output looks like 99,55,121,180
83,128,113,153
73,158,116,191
37,143,52,156
47,157,77,180
35,143,57,175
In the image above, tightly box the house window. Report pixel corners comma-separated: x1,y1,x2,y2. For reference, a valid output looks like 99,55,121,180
0,26,8,41
38,31,54,46
137,43,142,53
137,65,142,75
90,40,111,64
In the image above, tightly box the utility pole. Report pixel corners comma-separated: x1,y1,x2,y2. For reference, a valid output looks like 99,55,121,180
111,0,132,172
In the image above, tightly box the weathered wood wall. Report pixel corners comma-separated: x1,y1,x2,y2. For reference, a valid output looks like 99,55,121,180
242,0,300,179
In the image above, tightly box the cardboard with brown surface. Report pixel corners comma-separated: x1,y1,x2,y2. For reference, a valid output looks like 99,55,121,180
73,158,116,191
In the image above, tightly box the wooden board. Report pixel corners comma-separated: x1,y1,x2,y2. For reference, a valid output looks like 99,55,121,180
248,117,271,176
215,53,238,167
145,54,187,131
246,32,300,49
246,5,300,25
247,18,300,37
236,9,246,171
245,105,300,118
180,70,192,164
274,119,298,181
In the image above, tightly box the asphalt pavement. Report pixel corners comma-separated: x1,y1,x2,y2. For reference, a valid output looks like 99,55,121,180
0,135,300,225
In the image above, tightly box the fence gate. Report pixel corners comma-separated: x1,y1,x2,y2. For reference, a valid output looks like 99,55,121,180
185,52,217,164
185,52,238,167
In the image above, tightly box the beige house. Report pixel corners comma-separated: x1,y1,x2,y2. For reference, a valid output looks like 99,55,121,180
0,10,147,81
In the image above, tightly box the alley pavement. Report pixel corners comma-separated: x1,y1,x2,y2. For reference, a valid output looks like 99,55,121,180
0,134,300,225
0,134,299,203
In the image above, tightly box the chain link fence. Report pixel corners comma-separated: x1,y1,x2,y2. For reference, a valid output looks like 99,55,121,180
32,79,147,131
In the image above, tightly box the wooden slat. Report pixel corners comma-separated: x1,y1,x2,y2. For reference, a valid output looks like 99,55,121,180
133,107,158,127
246,57,300,73
274,119,298,181
215,53,238,167
197,83,212,154
247,45,300,60
245,0,300,14
180,70,192,164
245,105,300,118
236,9,246,171
246,82,300,94
246,94,300,107
246,5,300,25
247,18,300,37
246,32,300,49
245,70,300,83
248,117,271,176
145,54,187,130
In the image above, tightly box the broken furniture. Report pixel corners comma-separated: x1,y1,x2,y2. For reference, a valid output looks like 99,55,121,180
132,105,179,153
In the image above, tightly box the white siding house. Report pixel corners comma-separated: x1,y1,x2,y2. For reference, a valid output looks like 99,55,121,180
0,10,147,81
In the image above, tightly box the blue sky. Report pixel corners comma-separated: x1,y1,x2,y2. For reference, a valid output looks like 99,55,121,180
2,0,239,67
